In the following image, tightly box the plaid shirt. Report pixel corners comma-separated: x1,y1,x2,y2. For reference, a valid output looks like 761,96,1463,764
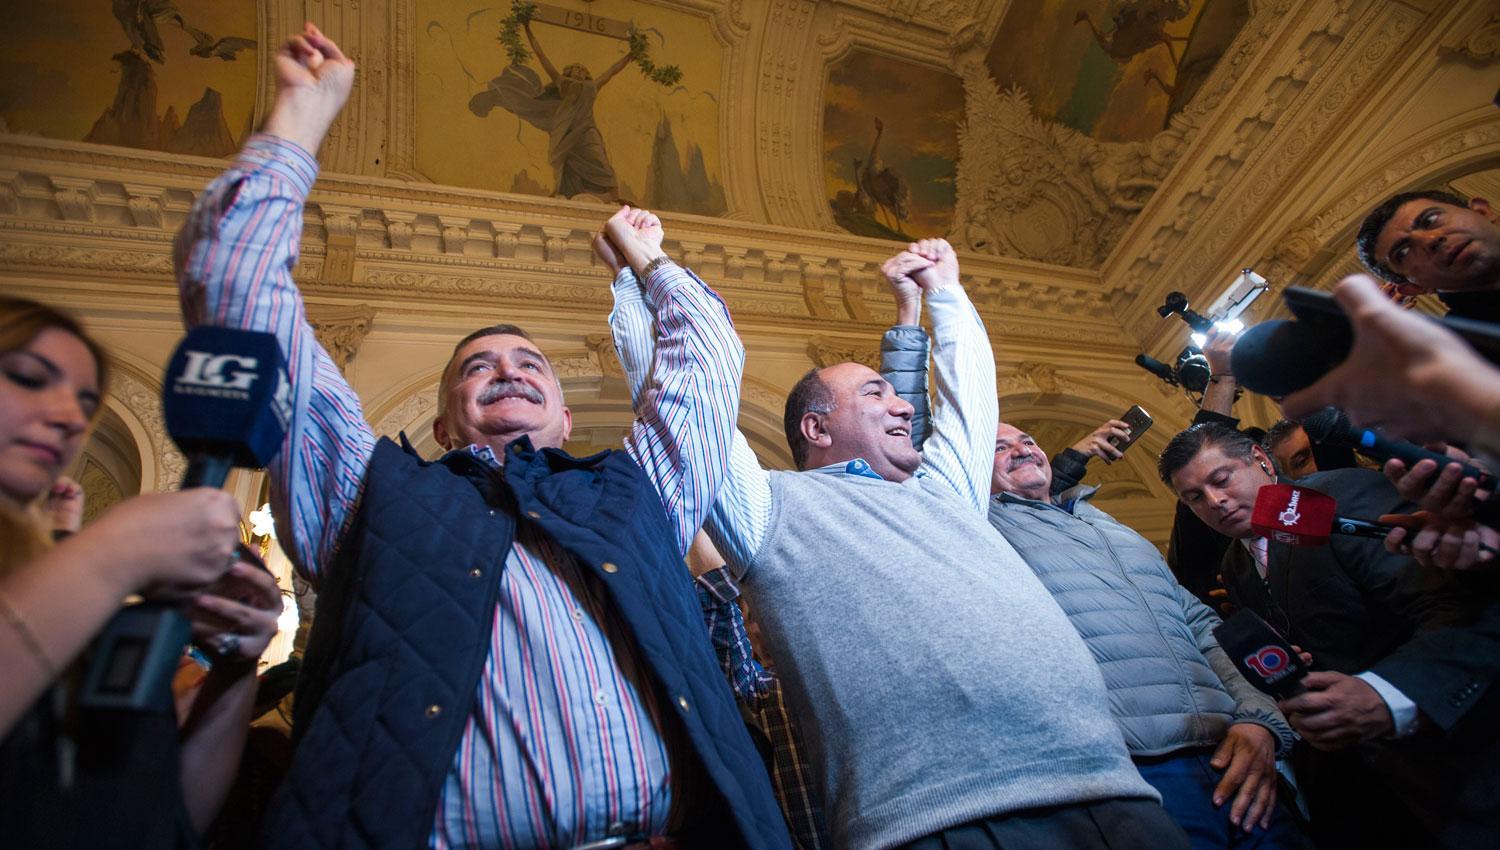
696,568,830,850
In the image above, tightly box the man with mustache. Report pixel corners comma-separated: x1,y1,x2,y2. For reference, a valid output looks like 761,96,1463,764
987,423,1302,849
174,24,790,850
611,237,1183,849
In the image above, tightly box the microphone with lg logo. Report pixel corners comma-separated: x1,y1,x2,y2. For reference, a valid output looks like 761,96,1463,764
81,327,290,711
164,327,293,487
1212,609,1310,699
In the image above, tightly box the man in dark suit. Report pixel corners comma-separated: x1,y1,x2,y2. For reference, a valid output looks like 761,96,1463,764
1159,423,1500,849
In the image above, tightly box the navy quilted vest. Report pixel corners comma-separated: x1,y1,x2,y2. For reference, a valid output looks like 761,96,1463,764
261,437,790,850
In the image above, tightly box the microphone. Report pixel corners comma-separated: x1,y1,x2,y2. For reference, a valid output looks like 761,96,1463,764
1250,483,1389,546
162,327,293,487
81,327,289,711
1134,353,1177,383
1299,407,1495,490
1212,609,1309,699
1229,285,1500,396
1228,319,1349,396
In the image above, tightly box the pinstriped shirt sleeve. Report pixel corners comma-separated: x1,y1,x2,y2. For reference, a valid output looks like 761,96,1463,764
608,279,771,576
915,285,998,514
622,261,746,558
608,268,653,403
174,134,374,580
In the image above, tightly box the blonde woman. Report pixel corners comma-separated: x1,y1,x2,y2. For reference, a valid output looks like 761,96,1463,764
0,296,281,846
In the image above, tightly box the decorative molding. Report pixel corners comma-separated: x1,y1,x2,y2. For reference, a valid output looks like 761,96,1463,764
1248,112,1500,288
1440,12,1500,63
1308,115,1500,245
1010,361,1061,395
584,333,625,380
78,457,125,526
123,184,166,228
806,336,880,369
51,177,97,222
999,363,1199,424
308,304,377,372
371,388,436,442
0,242,175,276
549,353,604,380
107,367,184,492
945,0,1276,268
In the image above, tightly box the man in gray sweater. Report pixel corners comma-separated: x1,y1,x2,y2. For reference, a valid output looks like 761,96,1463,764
610,237,1182,849
883,331,1306,848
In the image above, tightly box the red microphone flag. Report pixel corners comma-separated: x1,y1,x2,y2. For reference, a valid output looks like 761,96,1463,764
1251,483,1337,546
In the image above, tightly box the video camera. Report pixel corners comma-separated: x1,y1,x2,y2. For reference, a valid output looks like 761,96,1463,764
1135,270,1269,395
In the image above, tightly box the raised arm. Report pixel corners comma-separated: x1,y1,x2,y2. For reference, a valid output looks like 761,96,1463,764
523,21,561,84
174,24,367,580
595,48,634,89
600,208,747,558
601,224,772,574
1200,327,1238,418
889,239,997,512
877,265,931,451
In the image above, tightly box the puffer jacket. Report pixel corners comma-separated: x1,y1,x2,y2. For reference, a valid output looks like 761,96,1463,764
989,488,1295,757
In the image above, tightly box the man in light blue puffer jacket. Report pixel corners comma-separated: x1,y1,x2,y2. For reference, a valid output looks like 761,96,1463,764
884,336,1307,850
986,424,1305,850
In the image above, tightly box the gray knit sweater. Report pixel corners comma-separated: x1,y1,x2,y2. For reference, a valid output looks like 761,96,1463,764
743,468,1158,850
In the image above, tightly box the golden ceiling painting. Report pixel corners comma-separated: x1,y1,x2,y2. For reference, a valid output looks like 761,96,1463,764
0,1,258,158
416,0,726,215
823,51,963,242
986,0,1250,144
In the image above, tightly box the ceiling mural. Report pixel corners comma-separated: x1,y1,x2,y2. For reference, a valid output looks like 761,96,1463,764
987,0,1250,143
951,0,1252,267
0,1,258,158
823,50,963,242
417,0,726,215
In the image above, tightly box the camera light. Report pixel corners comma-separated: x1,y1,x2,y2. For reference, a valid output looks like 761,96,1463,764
1190,332,1207,347
1215,318,1244,334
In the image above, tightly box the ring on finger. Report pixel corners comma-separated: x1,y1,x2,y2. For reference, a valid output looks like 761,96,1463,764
214,633,242,659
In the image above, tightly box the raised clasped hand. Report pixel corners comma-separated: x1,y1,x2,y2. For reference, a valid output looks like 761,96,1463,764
908,238,960,293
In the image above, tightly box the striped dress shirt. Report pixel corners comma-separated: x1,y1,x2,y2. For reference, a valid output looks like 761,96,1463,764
175,135,745,849
612,268,830,850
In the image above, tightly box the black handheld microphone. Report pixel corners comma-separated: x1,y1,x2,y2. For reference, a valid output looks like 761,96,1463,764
1299,407,1495,490
1212,609,1309,699
81,327,289,711
1228,318,1349,397
1229,286,1500,396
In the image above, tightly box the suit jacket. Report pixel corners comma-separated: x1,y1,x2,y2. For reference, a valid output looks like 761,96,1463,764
1220,467,1500,847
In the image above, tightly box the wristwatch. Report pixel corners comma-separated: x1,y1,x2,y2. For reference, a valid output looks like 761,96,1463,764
640,255,673,278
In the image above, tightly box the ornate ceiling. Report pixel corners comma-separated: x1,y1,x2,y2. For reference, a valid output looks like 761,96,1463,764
1,0,1496,547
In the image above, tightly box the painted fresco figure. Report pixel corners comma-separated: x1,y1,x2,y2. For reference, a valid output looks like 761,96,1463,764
469,19,633,200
